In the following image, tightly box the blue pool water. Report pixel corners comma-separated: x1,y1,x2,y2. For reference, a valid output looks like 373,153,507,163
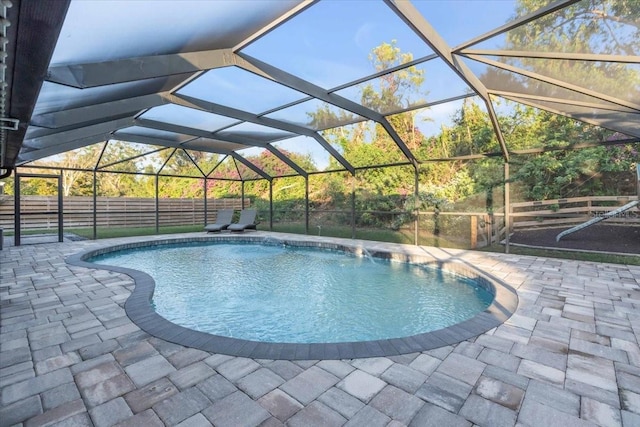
92,242,493,343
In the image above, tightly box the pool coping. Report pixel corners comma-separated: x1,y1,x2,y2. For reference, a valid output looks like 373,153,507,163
66,234,519,360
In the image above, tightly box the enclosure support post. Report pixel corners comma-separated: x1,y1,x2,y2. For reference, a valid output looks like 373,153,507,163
504,161,510,253
57,172,63,243
351,174,356,239
155,175,159,234
14,173,20,246
305,177,309,235
241,181,245,209
92,170,97,240
203,177,208,226
414,166,419,246
269,180,274,231
470,216,478,249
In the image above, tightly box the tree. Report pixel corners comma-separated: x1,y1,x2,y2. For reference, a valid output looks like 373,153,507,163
97,141,146,197
482,0,639,103
511,0,639,55
27,145,102,196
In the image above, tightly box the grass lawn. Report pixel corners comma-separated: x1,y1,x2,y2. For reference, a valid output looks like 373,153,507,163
6,223,638,266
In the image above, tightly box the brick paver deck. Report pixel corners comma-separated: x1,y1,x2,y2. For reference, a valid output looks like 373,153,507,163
1,232,639,426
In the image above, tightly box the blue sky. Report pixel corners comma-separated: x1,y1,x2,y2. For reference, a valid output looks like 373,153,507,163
240,0,518,168
51,0,521,170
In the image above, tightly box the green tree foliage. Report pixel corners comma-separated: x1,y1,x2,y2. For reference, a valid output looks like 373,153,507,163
8,7,638,222
476,0,640,201
512,0,639,55
511,143,639,200
154,149,219,198
97,141,145,197
483,0,640,102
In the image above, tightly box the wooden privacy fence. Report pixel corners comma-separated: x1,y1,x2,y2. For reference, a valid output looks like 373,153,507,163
510,195,640,229
2,194,637,246
0,196,246,231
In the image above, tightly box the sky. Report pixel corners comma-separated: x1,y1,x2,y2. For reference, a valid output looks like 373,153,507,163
47,0,522,171
239,0,518,169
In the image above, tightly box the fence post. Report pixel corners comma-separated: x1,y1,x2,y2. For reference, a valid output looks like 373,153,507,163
305,177,310,235
203,177,208,226
485,214,491,244
414,166,419,246
351,175,356,239
241,181,245,208
269,181,273,231
92,171,97,240
504,162,510,254
470,215,477,249
155,175,159,233
58,173,63,243
14,174,20,246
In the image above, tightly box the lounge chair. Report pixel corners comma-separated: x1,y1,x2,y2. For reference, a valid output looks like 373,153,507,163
204,209,234,232
228,209,257,232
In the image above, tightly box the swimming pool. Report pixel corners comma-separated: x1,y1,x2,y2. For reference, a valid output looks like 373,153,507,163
91,241,493,343
69,234,517,359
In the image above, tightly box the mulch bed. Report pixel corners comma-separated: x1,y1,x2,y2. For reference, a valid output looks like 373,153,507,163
509,224,640,255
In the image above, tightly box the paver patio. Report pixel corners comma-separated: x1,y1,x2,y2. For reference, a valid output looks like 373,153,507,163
1,232,639,426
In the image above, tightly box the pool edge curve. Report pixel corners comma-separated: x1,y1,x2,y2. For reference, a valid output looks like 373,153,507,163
66,233,519,360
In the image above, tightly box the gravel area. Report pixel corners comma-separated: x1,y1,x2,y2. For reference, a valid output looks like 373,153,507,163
510,224,640,255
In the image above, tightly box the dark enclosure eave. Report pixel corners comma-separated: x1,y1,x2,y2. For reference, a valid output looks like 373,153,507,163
2,0,71,170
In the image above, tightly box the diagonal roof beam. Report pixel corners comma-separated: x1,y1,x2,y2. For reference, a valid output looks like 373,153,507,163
227,151,272,181
17,133,112,164
98,146,170,170
169,93,355,174
385,0,510,161
233,0,318,52
490,90,639,113
453,0,582,52
112,132,200,150
236,53,419,167
502,96,640,138
135,117,223,141
32,93,171,128
23,117,135,150
136,116,307,176
170,94,314,136
459,50,640,64
264,145,308,177
329,54,440,93
466,55,640,112
180,149,207,177
46,48,271,89
137,117,292,148
181,137,249,153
